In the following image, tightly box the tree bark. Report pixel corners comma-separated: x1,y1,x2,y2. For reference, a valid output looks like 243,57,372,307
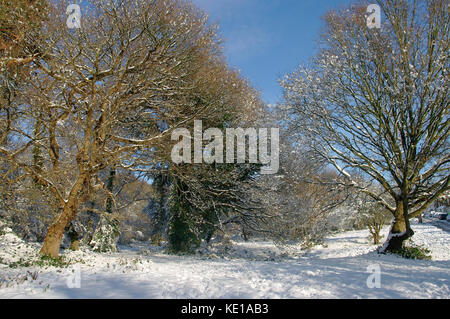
417,214,423,224
39,176,85,257
39,206,75,257
66,221,80,251
381,201,414,252
105,168,116,214
70,240,79,251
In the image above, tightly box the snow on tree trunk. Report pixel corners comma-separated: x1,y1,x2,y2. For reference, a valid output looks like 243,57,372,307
89,214,121,253
379,201,414,253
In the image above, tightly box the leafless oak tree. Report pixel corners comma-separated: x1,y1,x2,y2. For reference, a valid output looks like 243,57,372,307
1,0,251,256
281,0,449,251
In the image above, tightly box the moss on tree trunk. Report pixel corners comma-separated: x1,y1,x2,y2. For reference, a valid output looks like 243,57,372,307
381,201,414,253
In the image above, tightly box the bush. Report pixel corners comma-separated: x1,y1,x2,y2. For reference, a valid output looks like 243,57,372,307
391,244,432,260
89,214,121,253
150,233,164,246
168,209,201,254
357,201,391,245
167,181,214,254
8,255,75,268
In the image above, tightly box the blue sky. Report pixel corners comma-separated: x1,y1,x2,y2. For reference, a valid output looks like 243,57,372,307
191,0,354,105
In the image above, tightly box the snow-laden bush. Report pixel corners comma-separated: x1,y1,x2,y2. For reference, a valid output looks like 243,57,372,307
390,242,432,260
89,214,121,253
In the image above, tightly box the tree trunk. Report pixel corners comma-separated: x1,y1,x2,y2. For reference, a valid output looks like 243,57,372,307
66,221,81,251
40,174,86,256
70,240,79,251
417,214,423,224
40,204,78,257
380,201,414,253
105,168,115,214
40,218,67,257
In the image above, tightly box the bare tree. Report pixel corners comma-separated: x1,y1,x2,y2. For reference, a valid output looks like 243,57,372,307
0,0,51,233
281,0,449,252
0,0,47,70
0,0,239,256
257,135,350,247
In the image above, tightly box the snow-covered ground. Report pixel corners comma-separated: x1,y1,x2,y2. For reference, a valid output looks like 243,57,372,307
0,220,448,299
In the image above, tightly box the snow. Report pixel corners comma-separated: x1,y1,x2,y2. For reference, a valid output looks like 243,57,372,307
0,221,449,299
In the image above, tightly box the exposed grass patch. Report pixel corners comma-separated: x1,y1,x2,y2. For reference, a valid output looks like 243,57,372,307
7,254,84,269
